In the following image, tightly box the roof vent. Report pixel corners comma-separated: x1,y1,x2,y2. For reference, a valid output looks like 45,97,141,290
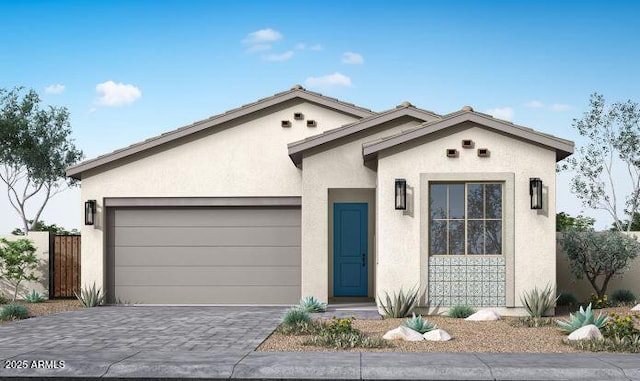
281,120,292,128
462,139,474,149
461,105,474,112
446,149,459,158
306,120,317,127
477,148,490,157
294,112,304,120
291,84,305,90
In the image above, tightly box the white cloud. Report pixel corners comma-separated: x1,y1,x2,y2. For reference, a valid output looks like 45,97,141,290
95,80,142,107
304,73,352,89
486,107,514,121
295,43,306,50
550,103,571,111
245,44,271,53
242,28,282,45
524,100,544,108
45,84,65,94
262,51,294,62
342,52,364,65
309,44,323,51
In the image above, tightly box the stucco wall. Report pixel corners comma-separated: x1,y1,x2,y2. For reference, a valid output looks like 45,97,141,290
301,118,424,301
80,100,359,290
376,123,558,311
0,232,50,299
557,231,640,301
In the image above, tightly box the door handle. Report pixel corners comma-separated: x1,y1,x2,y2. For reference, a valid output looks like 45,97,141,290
362,254,366,267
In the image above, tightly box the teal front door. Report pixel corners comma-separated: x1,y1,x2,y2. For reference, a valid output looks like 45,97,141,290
333,203,368,297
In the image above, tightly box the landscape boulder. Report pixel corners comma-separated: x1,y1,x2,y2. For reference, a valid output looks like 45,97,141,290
631,304,640,312
567,324,603,341
423,329,452,341
382,326,424,341
465,309,501,321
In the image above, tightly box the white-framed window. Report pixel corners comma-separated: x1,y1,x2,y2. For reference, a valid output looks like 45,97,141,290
429,182,503,255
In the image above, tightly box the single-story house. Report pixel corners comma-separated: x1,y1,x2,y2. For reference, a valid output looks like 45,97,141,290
67,85,574,313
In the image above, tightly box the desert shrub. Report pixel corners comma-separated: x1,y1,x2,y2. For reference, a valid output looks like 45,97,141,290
304,317,390,349
75,283,105,307
520,284,557,318
590,293,610,309
23,290,45,303
0,292,7,305
0,303,29,321
611,289,637,305
281,307,311,326
298,296,327,313
556,303,609,334
515,316,555,328
403,313,437,333
565,335,640,353
447,305,476,318
0,238,39,301
556,292,578,307
602,314,640,339
378,286,421,318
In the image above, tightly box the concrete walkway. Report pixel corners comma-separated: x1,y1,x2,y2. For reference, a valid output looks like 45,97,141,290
0,306,638,380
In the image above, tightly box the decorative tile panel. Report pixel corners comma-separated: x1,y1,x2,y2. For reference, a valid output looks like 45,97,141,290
427,256,506,307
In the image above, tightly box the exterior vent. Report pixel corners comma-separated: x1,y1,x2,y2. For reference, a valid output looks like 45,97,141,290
462,139,474,148
477,148,490,157
306,120,317,127
281,120,292,128
446,149,458,158
294,112,304,120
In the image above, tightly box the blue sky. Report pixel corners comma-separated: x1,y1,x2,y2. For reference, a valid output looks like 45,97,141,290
1,0,639,232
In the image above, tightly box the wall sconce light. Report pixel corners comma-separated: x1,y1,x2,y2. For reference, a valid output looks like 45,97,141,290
85,200,96,225
395,179,407,210
529,178,543,210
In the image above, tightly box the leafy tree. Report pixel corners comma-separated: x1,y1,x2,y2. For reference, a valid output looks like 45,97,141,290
0,87,83,235
0,238,39,301
556,212,596,232
11,220,79,236
611,212,640,232
561,93,640,232
559,229,640,299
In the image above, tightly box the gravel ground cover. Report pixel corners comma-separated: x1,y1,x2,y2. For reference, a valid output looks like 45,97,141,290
0,299,82,324
259,306,638,353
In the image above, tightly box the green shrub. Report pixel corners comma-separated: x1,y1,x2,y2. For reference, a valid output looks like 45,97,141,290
378,286,421,318
0,303,29,321
281,307,311,326
556,303,609,334
277,320,320,335
447,305,476,318
23,290,45,303
514,316,555,328
565,335,640,353
520,284,557,318
590,293,610,309
602,314,640,339
611,289,637,305
304,317,390,349
403,313,437,333
556,292,578,307
75,283,105,307
298,296,327,313
0,292,7,305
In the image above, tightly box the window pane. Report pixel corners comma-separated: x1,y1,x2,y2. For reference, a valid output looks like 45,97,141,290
485,220,502,254
430,220,447,254
467,220,484,254
485,184,502,219
449,221,464,254
430,184,447,219
448,184,465,219
467,184,483,219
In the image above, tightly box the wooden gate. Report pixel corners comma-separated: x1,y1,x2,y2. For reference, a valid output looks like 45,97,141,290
51,235,81,298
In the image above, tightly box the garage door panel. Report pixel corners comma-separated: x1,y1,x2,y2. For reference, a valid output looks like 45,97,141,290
114,285,300,304
112,226,301,247
110,208,301,227
115,266,300,286
113,246,301,267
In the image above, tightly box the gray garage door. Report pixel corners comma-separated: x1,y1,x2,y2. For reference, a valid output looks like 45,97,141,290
106,207,301,304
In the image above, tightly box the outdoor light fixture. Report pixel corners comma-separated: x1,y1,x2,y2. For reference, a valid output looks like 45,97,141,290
529,178,543,210
395,178,407,210
85,200,96,225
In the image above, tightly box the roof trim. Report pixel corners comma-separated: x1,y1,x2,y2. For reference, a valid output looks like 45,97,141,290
287,105,441,166
362,111,574,162
104,196,301,207
67,86,375,180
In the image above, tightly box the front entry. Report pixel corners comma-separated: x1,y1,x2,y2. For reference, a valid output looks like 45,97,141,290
333,203,368,297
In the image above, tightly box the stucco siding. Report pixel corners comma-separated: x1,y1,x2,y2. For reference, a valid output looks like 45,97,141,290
376,123,557,309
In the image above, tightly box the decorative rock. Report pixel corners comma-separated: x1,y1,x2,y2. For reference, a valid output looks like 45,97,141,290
423,329,452,341
631,304,640,311
567,324,603,341
382,326,425,341
465,309,501,321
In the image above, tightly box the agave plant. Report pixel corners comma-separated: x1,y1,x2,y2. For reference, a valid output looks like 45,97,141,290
556,303,609,334
281,307,311,326
378,286,421,318
299,296,327,313
520,284,558,318
75,283,105,308
23,290,45,303
0,303,29,321
403,313,437,334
